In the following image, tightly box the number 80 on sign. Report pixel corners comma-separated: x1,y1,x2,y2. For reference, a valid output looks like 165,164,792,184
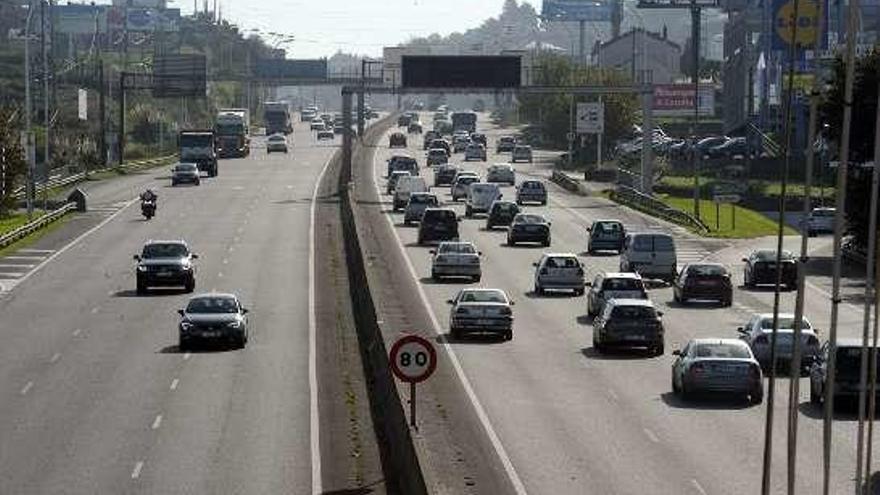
389,335,437,383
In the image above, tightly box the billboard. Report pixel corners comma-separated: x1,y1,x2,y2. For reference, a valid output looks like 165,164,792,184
541,0,613,21
772,0,825,50
55,4,106,35
401,56,521,88
652,84,715,117
153,54,206,98
254,59,328,80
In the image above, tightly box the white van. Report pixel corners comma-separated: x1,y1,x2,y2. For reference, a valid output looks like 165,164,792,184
393,176,428,211
619,232,678,282
465,182,502,217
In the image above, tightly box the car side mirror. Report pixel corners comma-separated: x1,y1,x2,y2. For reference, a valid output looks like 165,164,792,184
446,299,454,305
133,254,141,261
191,253,199,259
672,349,681,356
585,281,592,287
510,301,516,306
532,262,539,267
657,311,664,317
585,227,591,231
177,309,185,317
741,257,748,262
737,327,746,334
429,249,436,254
242,308,249,314
478,251,483,256
548,222,552,227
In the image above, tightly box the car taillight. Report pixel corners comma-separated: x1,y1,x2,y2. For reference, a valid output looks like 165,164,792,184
755,335,769,345
500,307,512,316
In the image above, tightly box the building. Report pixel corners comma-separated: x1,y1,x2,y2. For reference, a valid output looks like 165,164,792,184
593,27,682,84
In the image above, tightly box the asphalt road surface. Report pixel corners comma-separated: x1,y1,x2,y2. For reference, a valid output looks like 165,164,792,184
0,122,381,494
367,113,869,494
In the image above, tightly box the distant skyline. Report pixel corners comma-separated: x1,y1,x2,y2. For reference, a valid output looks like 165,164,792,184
170,0,539,58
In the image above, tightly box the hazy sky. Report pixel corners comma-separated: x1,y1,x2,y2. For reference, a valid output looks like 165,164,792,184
171,0,538,58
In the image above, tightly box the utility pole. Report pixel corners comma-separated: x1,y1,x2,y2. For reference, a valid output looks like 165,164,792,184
578,19,587,66
24,0,36,219
41,0,50,211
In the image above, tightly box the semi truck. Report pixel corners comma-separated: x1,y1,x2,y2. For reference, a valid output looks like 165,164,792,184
215,108,250,158
264,101,292,135
451,111,477,134
179,130,218,177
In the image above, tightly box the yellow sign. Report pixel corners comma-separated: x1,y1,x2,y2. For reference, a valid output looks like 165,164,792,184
775,0,820,47
782,73,814,92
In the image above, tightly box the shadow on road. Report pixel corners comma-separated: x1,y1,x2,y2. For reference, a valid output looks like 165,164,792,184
576,315,594,327
497,242,545,249
435,332,507,345
664,300,725,310
660,391,753,410
797,400,880,421
418,276,475,285
579,346,655,361
524,290,581,299
158,343,240,354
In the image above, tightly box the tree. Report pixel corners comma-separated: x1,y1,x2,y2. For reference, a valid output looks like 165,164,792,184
0,107,26,217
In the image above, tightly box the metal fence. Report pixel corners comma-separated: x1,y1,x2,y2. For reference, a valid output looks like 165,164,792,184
0,202,77,249
611,184,709,234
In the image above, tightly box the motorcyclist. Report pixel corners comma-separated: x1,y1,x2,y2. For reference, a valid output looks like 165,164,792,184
140,189,157,203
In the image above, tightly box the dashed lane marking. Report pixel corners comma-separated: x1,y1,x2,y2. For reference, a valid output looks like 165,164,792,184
20,381,33,395
170,378,179,391
17,248,54,254
691,479,708,495
151,414,162,430
643,428,660,443
131,461,144,480
4,256,47,261
72,328,82,337
0,264,35,269
49,352,61,364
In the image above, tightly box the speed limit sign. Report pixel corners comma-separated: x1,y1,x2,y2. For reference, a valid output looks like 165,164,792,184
389,335,437,383
389,334,437,428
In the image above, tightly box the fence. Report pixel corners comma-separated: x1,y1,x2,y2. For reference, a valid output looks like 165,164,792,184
611,185,709,234
0,202,77,249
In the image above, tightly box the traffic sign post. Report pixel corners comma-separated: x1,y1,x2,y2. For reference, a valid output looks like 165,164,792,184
576,102,604,134
713,194,741,231
389,335,437,429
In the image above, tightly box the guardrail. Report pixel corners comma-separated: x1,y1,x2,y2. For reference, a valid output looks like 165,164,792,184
0,202,77,249
550,170,584,194
611,185,710,234
12,155,175,200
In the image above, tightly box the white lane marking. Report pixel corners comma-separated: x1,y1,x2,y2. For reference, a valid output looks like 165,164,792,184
0,272,27,278
806,279,862,313
643,428,660,443
72,328,82,337
0,264,35,269
90,306,99,314
222,259,229,265
151,414,163,430
49,352,61,364
183,353,191,360
370,139,529,495
18,248,54,254
691,479,708,495
308,144,336,495
20,381,33,395
233,236,240,243
218,272,224,278
131,461,144,479
169,378,179,391
3,256,46,261
12,198,139,291
607,388,619,401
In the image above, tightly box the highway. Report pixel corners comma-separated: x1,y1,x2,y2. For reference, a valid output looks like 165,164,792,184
0,121,382,493
364,113,869,494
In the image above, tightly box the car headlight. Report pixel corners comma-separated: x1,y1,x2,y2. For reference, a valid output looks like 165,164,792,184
180,322,193,331
226,321,242,329
137,265,147,272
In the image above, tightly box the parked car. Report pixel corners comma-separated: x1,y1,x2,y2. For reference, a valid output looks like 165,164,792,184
433,164,460,186
485,200,521,230
403,192,440,225
451,174,480,201
464,143,487,161
695,136,730,158
430,241,482,282
511,145,533,163
507,213,551,246
706,136,750,159
586,220,625,254
171,162,201,186
178,293,249,350
533,252,586,296
496,135,516,153
417,208,460,245
427,148,449,166
465,182,502,217
515,180,547,205
810,338,880,406
266,134,289,153
672,339,763,404
386,170,411,195
447,288,514,341
389,132,407,148
742,249,797,290
619,232,678,282
673,263,733,306
587,272,648,317
134,240,198,294
737,313,820,372
804,207,836,236
486,163,515,185
592,298,665,355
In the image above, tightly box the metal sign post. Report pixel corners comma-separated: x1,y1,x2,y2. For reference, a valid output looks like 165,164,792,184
389,335,437,429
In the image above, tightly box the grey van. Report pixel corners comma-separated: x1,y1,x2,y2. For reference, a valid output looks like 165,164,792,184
619,232,677,282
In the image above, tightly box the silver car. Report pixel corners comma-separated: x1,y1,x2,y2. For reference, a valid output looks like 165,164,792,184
486,163,515,185
387,171,411,195
404,192,440,225
451,174,480,201
737,313,820,373
178,293,249,350
430,241,482,282
672,338,763,404
533,253,585,296
171,162,200,186
464,143,487,161
266,134,288,153
511,145,533,163
587,272,648,317
447,288,514,341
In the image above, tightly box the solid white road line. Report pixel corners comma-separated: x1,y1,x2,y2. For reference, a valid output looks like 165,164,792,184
183,353,191,360
607,388,619,401
20,381,33,396
169,378,179,391
11,198,139,292
4,256,46,261
371,141,529,495
0,272,27,278
151,414,163,430
131,461,144,479
17,248,54,254
308,144,335,495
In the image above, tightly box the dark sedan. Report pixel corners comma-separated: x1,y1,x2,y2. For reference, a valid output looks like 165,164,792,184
389,132,407,148
485,200,521,230
417,208,460,245
673,263,733,306
433,164,460,186
586,220,625,254
507,213,550,246
178,293,249,350
672,338,763,404
743,249,797,290
134,240,198,294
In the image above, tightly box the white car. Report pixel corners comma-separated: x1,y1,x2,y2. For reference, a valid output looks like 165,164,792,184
737,313,820,373
805,207,835,236
511,145,533,163
430,241,482,282
310,121,326,131
533,253,585,296
451,174,480,201
266,134,289,153
403,192,440,225
486,163,515,185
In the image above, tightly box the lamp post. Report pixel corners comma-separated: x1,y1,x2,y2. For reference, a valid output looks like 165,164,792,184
23,0,36,219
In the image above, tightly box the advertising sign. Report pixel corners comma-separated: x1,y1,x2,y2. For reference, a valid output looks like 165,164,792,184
153,54,206,98
542,0,614,21
652,84,714,117
55,5,106,35
772,0,825,50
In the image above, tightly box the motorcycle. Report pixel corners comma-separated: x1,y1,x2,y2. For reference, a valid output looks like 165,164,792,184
141,199,156,220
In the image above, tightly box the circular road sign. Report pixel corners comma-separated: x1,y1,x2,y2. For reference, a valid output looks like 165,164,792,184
775,0,819,47
389,335,437,384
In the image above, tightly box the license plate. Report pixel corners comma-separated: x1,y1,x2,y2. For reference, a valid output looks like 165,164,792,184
202,331,220,337
476,319,494,326
157,271,174,277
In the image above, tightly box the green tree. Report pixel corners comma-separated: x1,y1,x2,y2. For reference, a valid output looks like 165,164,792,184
0,107,26,217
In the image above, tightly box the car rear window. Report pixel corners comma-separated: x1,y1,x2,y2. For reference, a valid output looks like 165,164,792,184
424,210,455,221
602,278,643,291
594,222,622,234
410,195,436,204
460,290,507,303
687,264,727,276
693,343,751,359
186,297,238,314
471,185,497,194
175,164,198,172
522,181,544,190
439,243,476,254
759,317,811,330
545,257,579,268
610,305,656,319
515,214,546,224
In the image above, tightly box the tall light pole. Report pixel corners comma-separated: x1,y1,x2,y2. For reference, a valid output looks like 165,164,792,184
23,0,36,219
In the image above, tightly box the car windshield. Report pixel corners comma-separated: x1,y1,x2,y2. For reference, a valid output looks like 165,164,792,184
611,305,656,319
602,278,643,291
471,185,496,194
269,135,284,141
410,195,436,204
142,243,188,258
175,164,197,172
515,214,546,224
185,296,238,314
693,343,751,359
424,210,455,221
545,257,579,268
759,317,811,330
493,203,517,212
429,150,445,156
594,222,622,234
755,250,793,261
459,290,507,303
522,182,544,190
687,264,727,276
439,243,476,254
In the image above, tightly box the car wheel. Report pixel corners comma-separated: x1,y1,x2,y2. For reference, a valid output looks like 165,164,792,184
722,296,733,307
431,271,439,281
593,337,604,353
750,386,764,405
451,327,462,340
236,333,247,349
195,180,201,186
507,237,515,246
542,238,551,247
503,330,513,341
404,219,410,226
654,343,665,356
472,275,481,283
185,278,195,293
417,237,424,245
575,288,584,296
465,207,472,217
534,283,543,295
172,181,177,187
179,337,191,352
541,200,547,206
